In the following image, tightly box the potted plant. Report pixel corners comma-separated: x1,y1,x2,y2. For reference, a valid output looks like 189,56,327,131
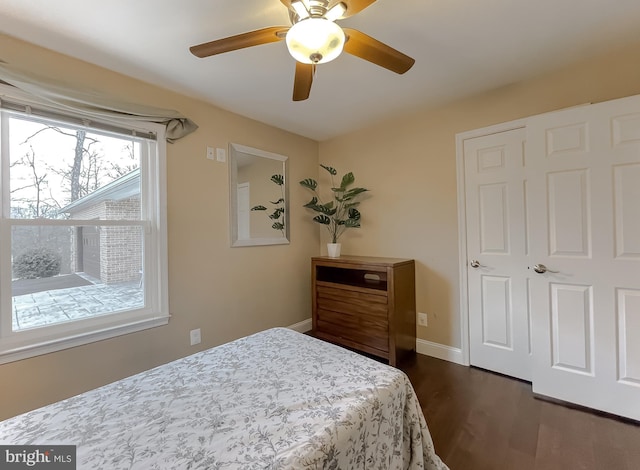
300,164,368,257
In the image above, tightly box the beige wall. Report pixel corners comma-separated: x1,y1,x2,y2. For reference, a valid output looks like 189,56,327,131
319,40,640,349
0,34,320,420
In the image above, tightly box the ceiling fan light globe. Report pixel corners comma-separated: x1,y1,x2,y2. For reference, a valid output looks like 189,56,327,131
286,18,345,64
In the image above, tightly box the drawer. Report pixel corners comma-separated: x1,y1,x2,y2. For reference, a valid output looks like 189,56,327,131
317,286,388,318
317,283,388,301
316,307,388,333
316,311,389,352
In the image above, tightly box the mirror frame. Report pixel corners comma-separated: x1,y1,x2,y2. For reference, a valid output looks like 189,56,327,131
229,143,290,247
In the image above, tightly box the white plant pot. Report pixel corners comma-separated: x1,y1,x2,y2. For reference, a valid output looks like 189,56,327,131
327,243,341,258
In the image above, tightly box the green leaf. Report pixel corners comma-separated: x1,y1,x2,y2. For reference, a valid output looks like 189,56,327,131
271,174,284,185
307,204,332,215
272,222,285,230
348,208,361,220
344,219,361,228
270,198,285,204
299,178,318,190
313,215,331,225
320,164,337,175
342,187,368,201
303,198,336,215
251,205,267,211
340,172,355,190
269,209,284,219
303,196,318,208
315,205,337,216
344,202,361,209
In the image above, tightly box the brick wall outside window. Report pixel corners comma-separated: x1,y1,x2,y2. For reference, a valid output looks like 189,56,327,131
72,196,141,284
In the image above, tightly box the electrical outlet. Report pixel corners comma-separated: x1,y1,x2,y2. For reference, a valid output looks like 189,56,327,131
190,328,201,346
417,312,428,327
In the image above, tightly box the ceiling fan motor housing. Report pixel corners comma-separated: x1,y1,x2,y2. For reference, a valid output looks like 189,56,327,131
308,0,330,17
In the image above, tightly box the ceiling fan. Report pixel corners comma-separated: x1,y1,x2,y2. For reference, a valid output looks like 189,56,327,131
189,0,415,101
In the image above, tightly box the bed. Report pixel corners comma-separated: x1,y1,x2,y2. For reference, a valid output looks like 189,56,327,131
0,327,448,469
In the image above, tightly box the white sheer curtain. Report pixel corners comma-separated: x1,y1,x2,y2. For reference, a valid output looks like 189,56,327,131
0,62,198,142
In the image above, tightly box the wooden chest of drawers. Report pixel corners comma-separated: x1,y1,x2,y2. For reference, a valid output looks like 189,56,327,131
311,255,416,367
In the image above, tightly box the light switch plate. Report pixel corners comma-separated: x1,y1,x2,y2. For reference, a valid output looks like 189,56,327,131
190,328,201,345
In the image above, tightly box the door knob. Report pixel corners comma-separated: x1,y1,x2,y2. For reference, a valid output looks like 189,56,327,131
470,260,482,268
533,264,559,274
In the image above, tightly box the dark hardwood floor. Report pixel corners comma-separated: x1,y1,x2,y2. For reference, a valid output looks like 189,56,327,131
401,354,640,470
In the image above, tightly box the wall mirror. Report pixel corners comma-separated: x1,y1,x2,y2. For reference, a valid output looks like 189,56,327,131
229,143,289,247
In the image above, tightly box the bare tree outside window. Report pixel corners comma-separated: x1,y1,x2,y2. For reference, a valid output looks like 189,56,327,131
11,123,139,215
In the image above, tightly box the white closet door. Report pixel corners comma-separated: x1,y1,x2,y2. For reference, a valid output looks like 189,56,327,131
237,182,250,240
464,128,532,381
527,95,640,421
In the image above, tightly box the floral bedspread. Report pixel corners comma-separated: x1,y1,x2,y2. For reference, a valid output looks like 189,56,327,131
0,327,448,469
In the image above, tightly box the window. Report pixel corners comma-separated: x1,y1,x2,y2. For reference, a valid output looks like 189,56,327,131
0,93,169,363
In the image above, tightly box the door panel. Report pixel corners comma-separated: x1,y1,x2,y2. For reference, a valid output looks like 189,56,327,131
612,113,640,145
547,169,590,257
480,275,511,348
479,184,510,253
237,183,250,240
545,122,589,156
527,95,640,421
550,283,593,374
613,163,640,258
616,288,640,386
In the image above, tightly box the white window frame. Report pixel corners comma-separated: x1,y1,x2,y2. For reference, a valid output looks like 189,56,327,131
0,89,169,364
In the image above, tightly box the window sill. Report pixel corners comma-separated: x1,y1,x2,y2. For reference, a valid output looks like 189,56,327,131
0,315,170,365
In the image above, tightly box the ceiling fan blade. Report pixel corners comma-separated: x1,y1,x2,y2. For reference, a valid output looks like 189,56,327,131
342,28,415,74
280,0,375,19
190,26,289,58
339,0,377,18
293,62,314,101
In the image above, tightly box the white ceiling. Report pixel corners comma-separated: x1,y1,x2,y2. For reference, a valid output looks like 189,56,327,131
1,0,640,141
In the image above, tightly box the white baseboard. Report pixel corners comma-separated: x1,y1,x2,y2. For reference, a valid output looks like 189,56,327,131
416,338,465,365
287,321,465,366
288,318,312,333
